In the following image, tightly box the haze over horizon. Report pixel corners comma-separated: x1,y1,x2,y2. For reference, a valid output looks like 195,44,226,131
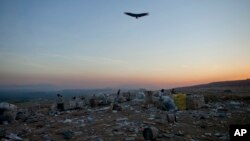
1,0,250,89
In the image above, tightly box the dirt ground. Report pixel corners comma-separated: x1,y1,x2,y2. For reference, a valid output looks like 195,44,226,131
1,95,250,141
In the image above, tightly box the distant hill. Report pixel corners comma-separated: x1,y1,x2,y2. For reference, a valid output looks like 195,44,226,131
0,88,118,102
176,79,250,95
181,79,250,89
0,84,61,92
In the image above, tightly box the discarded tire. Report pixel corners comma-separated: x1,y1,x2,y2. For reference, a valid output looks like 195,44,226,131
143,126,159,140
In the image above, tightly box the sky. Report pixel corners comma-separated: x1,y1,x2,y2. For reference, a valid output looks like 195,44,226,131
0,0,250,89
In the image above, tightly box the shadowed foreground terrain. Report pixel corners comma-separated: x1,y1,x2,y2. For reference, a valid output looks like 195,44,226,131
0,79,250,141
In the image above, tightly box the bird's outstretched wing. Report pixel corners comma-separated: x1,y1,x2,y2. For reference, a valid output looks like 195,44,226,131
124,12,149,18
124,12,136,17
137,13,149,17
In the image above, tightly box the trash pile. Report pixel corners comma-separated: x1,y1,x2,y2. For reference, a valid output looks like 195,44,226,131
0,89,249,141
0,102,17,124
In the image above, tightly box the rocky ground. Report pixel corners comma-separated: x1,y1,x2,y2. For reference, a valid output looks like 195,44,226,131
1,97,250,141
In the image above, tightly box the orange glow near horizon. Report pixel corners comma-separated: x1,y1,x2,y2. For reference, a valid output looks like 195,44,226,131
0,0,250,89
1,65,249,89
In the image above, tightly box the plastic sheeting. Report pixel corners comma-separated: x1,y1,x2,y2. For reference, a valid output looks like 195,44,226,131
173,93,187,110
161,96,177,111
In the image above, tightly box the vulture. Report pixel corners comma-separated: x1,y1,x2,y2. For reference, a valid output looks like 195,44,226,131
124,12,149,19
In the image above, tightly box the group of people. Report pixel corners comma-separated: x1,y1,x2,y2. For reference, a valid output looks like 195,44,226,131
55,88,178,111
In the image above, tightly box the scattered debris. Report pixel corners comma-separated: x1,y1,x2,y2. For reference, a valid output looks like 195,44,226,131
166,113,177,123
186,94,205,110
0,102,17,124
0,91,248,141
6,133,23,141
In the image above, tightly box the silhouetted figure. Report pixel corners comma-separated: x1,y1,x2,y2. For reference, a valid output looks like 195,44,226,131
81,96,85,100
56,94,64,111
117,89,121,95
90,94,97,108
171,89,176,94
159,89,165,100
57,94,62,97
115,89,121,103
124,12,149,19
126,92,131,101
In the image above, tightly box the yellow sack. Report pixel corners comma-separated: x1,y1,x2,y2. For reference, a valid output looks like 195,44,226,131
173,93,187,110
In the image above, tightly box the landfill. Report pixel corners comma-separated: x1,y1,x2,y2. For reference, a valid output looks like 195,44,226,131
0,90,250,141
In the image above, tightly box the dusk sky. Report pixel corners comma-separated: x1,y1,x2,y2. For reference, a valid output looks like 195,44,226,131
0,0,250,89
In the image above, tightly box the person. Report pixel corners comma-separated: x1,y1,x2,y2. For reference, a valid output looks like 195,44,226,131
171,88,176,94
103,94,108,105
56,94,64,111
115,89,121,104
126,92,131,101
158,89,165,101
117,89,121,96
90,94,97,108
161,95,177,111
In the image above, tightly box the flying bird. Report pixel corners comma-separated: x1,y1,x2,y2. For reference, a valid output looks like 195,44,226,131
124,12,149,19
